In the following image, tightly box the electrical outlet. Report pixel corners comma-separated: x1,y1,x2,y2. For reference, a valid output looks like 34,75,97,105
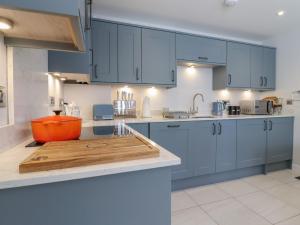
287,99,293,105
49,96,55,106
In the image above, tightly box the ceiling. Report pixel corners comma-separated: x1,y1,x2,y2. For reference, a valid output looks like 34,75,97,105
92,0,300,42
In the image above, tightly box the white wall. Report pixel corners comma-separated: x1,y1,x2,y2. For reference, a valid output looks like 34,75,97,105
0,47,49,152
64,66,261,120
0,34,8,126
263,29,300,164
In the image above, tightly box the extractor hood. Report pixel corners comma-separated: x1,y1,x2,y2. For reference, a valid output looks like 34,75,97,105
0,0,91,52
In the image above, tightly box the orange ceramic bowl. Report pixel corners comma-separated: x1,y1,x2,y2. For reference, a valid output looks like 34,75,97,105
31,115,82,143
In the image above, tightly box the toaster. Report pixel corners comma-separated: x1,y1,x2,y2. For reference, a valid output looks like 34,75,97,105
93,104,114,121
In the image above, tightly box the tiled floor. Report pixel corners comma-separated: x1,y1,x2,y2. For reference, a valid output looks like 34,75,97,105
172,169,300,225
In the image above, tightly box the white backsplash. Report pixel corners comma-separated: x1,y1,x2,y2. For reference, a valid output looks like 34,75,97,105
0,34,8,127
0,47,48,152
64,66,262,120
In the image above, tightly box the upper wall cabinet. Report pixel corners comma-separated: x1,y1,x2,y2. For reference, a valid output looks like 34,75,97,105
91,21,118,83
250,46,276,90
213,42,251,89
118,25,142,84
176,34,226,65
48,31,91,75
142,29,176,86
263,47,276,90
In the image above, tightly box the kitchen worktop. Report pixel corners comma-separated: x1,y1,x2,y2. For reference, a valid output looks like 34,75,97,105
83,114,294,127
0,114,293,190
0,124,180,190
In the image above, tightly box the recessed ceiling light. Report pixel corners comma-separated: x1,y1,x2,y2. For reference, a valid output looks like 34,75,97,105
277,10,286,16
0,18,13,30
53,73,61,76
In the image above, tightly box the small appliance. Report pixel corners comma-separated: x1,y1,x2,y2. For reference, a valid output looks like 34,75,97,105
93,104,114,120
212,101,226,116
240,100,274,115
228,106,241,115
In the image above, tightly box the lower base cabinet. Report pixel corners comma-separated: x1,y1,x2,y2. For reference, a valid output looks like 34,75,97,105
237,119,267,169
267,117,294,163
150,122,193,180
149,117,293,182
127,123,149,138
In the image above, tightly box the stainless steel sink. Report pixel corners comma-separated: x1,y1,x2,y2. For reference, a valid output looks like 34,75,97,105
190,116,214,119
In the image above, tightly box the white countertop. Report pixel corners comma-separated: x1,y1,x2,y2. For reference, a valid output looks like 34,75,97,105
83,114,294,127
0,125,180,190
0,114,293,190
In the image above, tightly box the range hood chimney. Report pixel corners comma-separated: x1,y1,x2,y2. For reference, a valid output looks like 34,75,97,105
0,0,91,52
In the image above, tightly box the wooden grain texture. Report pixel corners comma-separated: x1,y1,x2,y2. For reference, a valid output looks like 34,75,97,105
19,136,160,173
0,7,74,43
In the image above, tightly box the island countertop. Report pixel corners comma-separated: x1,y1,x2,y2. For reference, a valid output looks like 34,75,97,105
0,124,181,190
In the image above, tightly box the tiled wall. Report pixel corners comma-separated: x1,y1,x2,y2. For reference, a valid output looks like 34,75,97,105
0,47,48,152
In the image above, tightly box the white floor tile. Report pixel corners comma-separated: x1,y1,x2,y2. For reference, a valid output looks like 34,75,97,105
172,191,197,212
237,191,300,224
243,174,283,190
265,184,300,209
267,170,298,184
185,185,230,205
276,215,300,225
216,179,259,197
172,207,217,225
201,198,271,225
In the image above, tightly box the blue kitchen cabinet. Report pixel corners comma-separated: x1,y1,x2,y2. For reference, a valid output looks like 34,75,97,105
250,46,276,90
142,29,176,86
267,117,294,163
213,42,251,89
216,120,237,173
150,122,193,180
118,25,142,84
263,47,276,90
250,45,264,89
91,20,118,83
237,119,267,168
191,121,217,176
176,34,226,65
127,123,149,138
48,31,91,75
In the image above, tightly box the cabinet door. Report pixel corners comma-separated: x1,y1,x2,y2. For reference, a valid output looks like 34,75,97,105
48,31,91,74
191,121,216,176
91,21,118,82
237,119,267,168
227,42,251,88
216,120,237,173
263,47,276,89
176,34,226,65
142,29,176,85
250,46,264,89
118,25,142,84
150,122,193,180
267,118,294,163
127,123,149,138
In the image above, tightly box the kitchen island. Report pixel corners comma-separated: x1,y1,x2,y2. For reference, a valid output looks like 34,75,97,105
0,124,180,225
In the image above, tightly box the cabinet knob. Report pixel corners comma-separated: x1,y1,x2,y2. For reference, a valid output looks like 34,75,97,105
198,56,208,61
167,124,180,128
218,123,222,135
264,77,268,87
269,120,273,131
212,123,216,135
260,76,264,87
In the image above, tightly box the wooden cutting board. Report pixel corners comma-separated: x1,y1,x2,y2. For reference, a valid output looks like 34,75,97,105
19,136,160,173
